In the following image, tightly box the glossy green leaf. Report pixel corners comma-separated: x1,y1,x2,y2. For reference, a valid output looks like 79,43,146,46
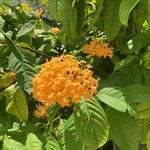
96,87,130,112
58,115,83,150
119,0,140,25
123,84,150,102
9,52,36,94
103,0,121,40
3,139,25,150
5,84,28,122
74,98,109,150
25,133,43,150
46,134,61,150
106,108,138,150
16,20,37,38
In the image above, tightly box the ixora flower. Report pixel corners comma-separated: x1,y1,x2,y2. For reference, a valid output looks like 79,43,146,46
32,54,98,118
48,27,60,34
83,39,113,58
34,8,43,17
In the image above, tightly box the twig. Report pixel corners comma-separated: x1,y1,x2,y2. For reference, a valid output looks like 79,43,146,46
16,44,51,58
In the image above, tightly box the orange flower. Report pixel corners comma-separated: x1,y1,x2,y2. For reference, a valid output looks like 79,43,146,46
83,39,113,58
8,72,16,79
32,55,98,118
49,27,60,34
34,8,43,17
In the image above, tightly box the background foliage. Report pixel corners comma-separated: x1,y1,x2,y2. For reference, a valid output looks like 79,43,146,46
0,0,150,150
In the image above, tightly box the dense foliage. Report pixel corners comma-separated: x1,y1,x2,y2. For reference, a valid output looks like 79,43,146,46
0,0,150,150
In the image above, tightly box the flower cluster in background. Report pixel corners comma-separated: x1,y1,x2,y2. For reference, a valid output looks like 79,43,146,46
83,39,113,58
32,55,98,118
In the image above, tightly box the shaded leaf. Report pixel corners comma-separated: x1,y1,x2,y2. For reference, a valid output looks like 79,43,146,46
106,108,138,150
123,84,150,102
103,0,121,40
119,0,140,25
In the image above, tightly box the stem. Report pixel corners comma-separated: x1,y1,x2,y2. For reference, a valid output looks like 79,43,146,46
113,143,120,150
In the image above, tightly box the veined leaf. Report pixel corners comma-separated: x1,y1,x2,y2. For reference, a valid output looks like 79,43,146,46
3,139,25,150
9,51,36,94
16,20,37,39
123,84,150,102
136,117,150,144
4,84,28,122
119,0,140,25
147,130,150,149
74,98,109,150
48,0,61,20
0,16,5,29
58,115,83,150
0,29,22,60
103,0,121,40
59,0,77,44
46,134,61,150
96,87,131,112
106,108,138,150
25,133,43,150
138,103,150,119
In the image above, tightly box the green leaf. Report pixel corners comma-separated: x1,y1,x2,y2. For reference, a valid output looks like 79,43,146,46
106,108,138,150
0,72,15,89
136,117,150,144
138,103,150,119
103,0,121,40
123,84,150,102
58,115,83,150
58,0,77,44
119,0,140,25
0,29,22,60
74,98,109,150
147,130,150,149
46,134,61,150
2,139,25,150
25,133,43,150
0,16,5,29
89,0,103,28
16,20,37,39
9,52,36,94
0,124,8,136
114,55,136,71
133,29,150,54
96,87,131,112
48,0,61,20
4,84,28,122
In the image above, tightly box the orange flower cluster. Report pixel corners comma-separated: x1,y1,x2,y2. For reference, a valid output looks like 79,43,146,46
49,27,60,34
83,39,113,58
34,8,43,17
32,55,98,117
